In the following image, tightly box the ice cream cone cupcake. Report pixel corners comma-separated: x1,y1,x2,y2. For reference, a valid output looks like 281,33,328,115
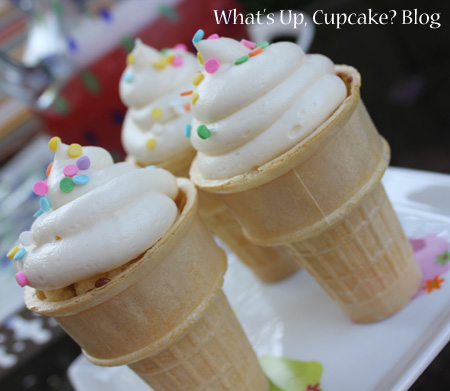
10,138,268,391
119,38,300,282
188,32,421,323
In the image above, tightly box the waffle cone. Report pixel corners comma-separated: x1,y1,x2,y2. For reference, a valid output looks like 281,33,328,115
24,179,268,390
128,152,299,283
199,190,300,282
190,65,421,323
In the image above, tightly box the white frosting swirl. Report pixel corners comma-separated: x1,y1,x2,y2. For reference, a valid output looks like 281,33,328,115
16,142,179,290
120,39,198,166
190,38,347,179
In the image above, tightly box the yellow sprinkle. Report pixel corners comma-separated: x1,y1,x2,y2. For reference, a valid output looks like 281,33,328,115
151,107,163,119
48,136,61,152
146,138,157,150
153,59,167,70
126,53,134,65
197,52,204,65
68,143,82,158
7,246,19,259
166,54,175,63
192,73,204,86
191,91,199,105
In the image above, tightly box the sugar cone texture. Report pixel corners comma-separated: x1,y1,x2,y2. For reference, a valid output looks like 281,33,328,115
129,291,268,390
24,179,268,391
190,65,421,323
199,190,300,282
131,153,300,283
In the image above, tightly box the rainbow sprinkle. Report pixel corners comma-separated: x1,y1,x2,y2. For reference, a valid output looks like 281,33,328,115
197,125,211,139
174,43,187,51
146,138,157,150
68,143,82,158
76,156,91,170
192,29,204,44
60,177,75,193
46,162,53,176
172,56,184,67
33,181,48,196
127,53,134,65
191,91,199,105
48,137,61,152
73,175,89,185
205,58,220,74
249,46,263,57
33,209,44,218
184,124,192,138
7,246,19,259
40,197,51,211
19,231,33,246
256,41,270,49
241,39,256,49
15,272,28,287
122,72,133,83
151,107,163,119
13,248,26,261
63,164,78,177
192,73,204,86
235,55,249,65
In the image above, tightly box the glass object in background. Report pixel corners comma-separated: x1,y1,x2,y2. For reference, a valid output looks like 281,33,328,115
0,0,248,159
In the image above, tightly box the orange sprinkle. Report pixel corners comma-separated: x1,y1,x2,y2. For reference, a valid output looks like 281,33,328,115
249,46,263,57
46,162,53,177
180,90,193,96
184,103,191,111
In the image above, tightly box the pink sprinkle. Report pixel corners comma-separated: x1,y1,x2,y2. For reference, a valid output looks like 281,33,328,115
63,164,78,177
76,156,90,170
15,272,28,287
207,34,219,39
173,43,187,51
204,58,220,74
33,181,48,196
241,39,256,49
172,55,184,67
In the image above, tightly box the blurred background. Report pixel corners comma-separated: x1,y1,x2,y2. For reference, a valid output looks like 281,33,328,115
0,0,448,390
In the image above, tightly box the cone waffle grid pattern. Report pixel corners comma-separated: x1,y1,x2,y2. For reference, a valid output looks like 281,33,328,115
202,203,300,282
285,184,419,306
130,291,268,391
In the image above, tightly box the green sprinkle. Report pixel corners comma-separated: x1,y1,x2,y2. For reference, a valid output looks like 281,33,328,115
60,177,74,193
235,55,249,65
53,96,69,114
81,70,101,94
160,48,171,55
256,41,270,49
121,35,135,53
158,4,179,22
197,125,211,140
49,0,63,18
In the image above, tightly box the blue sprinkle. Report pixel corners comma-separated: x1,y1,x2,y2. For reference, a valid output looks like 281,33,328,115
40,196,51,211
147,165,156,169
67,36,78,52
73,174,90,185
13,248,26,261
192,29,204,44
99,8,112,22
184,123,192,138
33,209,44,218
122,72,133,83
